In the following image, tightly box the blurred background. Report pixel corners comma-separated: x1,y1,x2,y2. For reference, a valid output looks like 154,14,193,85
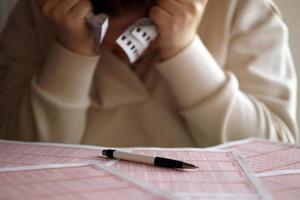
0,0,299,128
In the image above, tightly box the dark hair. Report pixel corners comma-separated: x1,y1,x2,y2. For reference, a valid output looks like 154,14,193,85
90,0,156,16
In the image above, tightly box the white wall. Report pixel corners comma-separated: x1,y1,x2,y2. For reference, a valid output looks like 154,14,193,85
274,0,300,129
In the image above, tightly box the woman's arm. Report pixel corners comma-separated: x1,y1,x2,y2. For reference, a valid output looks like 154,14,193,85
0,0,99,143
156,0,298,146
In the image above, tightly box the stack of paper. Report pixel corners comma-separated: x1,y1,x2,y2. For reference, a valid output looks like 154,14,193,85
110,149,271,200
257,169,300,200
0,163,172,200
0,140,108,167
1,138,300,199
214,138,300,173
0,140,174,199
214,138,300,200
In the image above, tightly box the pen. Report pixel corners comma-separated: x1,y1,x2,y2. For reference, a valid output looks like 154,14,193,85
102,149,198,169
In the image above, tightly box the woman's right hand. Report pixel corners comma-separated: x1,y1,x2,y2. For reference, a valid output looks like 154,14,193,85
35,0,95,56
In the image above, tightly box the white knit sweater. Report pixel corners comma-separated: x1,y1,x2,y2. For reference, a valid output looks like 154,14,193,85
0,0,298,147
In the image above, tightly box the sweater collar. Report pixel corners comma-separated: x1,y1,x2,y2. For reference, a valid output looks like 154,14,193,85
91,49,150,108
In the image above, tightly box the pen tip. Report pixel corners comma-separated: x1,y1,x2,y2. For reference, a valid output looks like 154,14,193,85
182,163,198,169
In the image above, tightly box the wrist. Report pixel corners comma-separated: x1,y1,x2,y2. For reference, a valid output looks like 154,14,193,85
160,47,181,61
56,38,96,56
159,37,195,61
38,41,100,104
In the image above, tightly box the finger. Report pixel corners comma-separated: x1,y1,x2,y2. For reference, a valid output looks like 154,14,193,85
41,0,60,16
55,0,81,17
174,0,207,16
156,0,185,16
70,0,92,22
149,6,173,35
175,0,207,6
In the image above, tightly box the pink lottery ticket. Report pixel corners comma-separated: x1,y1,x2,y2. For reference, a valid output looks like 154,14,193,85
0,163,173,200
110,149,271,200
257,169,300,200
0,140,107,168
214,138,300,173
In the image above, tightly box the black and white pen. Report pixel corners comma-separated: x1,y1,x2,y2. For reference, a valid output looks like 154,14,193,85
102,149,198,169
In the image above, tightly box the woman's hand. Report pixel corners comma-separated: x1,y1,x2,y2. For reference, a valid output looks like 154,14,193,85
35,0,94,55
150,0,208,60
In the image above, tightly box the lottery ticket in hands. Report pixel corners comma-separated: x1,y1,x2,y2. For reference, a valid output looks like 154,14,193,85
86,14,158,63
116,18,158,63
86,13,109,54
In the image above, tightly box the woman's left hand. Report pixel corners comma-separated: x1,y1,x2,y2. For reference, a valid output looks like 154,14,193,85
150,0,208,60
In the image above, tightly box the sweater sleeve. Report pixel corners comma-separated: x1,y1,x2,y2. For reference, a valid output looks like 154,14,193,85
30,41,99,143
156,0,298,146
0,0,99,143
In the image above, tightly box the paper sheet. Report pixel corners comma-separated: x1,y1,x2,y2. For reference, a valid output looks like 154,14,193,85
0,140,107,168
110,148,271,200
257,169,300,200
0,163,173,200
213,138,300,173
116,18,158,63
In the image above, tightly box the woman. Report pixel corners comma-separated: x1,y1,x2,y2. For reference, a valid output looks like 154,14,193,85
0,0,298,146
